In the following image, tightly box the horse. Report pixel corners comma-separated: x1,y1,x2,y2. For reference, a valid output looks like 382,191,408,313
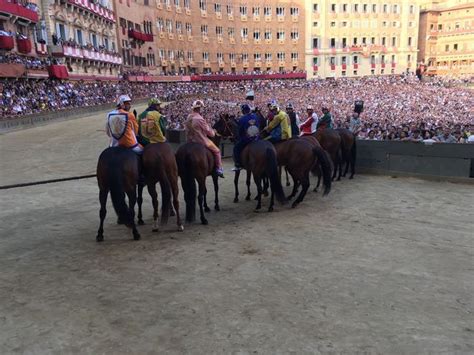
273,138,332,208
96,147,141,242
300,135,333,192
138,142,184,232
175,142,220,225
335,128,357,179
313,129,342,181
213,112,269,203
239,140,287,211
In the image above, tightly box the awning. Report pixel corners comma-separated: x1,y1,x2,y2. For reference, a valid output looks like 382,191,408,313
16,38,31,54
128,29,153,42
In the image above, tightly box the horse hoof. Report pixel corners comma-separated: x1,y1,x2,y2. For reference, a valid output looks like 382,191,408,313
245,195,251,201
152,228,159,233
313,189,318,193
286,183,291,187
178,225,184,231
268,207,274,212
96,234,104,242
204,207,211,213
133,233,141,240
254,209,260,213
263,192,269,197
291,202,299,209
170,210,176,217
201,218,208,225
234,198,239,203
138,219,145,226
215,205,220,211
117,219,125,225
349,176,354,180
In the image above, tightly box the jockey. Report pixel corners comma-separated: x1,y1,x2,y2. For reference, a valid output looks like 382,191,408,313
185,100,224,178
299,105,318,136
317,107,334,130
266,101,275,124
263,100,292,143
232,103,261,171
138,97,167,145
286,103,300,137
105,94,143,154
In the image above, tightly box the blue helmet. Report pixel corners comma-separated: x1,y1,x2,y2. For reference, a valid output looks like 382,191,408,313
241,103,251,113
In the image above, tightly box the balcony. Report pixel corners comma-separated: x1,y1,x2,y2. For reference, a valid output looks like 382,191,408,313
16,37,31,54
51,45,122,64
0,0,39,23
128,29,153,42
0,34,14,50
67,0,115,23
350,45,363,53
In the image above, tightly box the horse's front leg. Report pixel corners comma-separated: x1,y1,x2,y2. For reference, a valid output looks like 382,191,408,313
234,169,240,203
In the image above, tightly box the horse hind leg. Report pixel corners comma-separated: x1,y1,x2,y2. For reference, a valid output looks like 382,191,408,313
197,178,208,225
246,170,252,201
170,178,184,231
96,189,108,242
292,173,310,209
137,182,145,225
147,183,159,232
203,181,211,213
254,176,263,212
126,190,141,240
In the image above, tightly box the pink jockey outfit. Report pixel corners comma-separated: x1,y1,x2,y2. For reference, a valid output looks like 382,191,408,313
185,112,223,172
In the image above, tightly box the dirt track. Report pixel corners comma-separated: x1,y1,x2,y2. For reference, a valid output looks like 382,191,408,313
0,108,473,354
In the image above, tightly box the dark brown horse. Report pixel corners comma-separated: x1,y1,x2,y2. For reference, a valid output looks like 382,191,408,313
240,140,287,211
96,147,140,242
273,139,332,208
138,143,184,232
313,129,342,180
175,142,220,225
335,128,357,179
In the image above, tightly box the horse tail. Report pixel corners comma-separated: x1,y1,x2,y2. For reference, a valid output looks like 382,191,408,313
265,148,287,205
312,146,332,196
108,159,132,227
181,154,196,222
159,171,171,226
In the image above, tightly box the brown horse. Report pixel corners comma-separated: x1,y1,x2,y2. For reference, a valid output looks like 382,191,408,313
175,142,220,225
96,147,141,242
240,140,287,211
273,139,332,208
138,143,184,232
335,128,357,179
313,129,342,180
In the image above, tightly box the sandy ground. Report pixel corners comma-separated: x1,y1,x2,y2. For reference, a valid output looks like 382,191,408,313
0,108,473,354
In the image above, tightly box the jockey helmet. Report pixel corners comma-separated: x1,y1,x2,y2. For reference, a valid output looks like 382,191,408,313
286,103,294,110
241,103,251,113
116,95,131,107
148,97,162,106
192,100,205,109
269,100,278,110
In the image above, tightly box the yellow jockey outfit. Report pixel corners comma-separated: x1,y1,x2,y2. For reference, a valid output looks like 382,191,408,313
264,100,292,143
184,100,224,178
106,95,143,154
138,98,167,145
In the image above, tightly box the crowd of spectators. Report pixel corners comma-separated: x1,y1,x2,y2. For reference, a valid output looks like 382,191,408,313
1,74,472,142
0,53,58,70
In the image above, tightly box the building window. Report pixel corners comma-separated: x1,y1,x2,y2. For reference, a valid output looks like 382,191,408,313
166,20,173,33
290,7,299,16
290,30,299,40
408,37,412,46
291,52,298,60
176,21,182,34
76,29,83,45
265,53,272,60
276,7,285,16
353,37,358,45
342,4,348,12
407,54,411,62
201,24,208,35
330,21,336,27
216,26,223,36
354,4,359,12
229,53,235,61
157,18,164,31
217,52,224,61
276,30,285,40
242,53,248,61
226,4,232,14
383,4,388,13
252,7,260,16
372,4,376,12
445,44,449,51
240,6,247,15
214,3,221,13
313,57,318,65
313,21,319,27
253,30,260,40
454,43,458,51
264,6,271,16
313,4,318,12
241,28,248,38
362,37,366,45
393,4,398,13
391,37,396,46
264,30,271,40
184,0,190,8
312,37,319,48
277,52,285,60
202,52,209,60
341,56,347,64
391,55,396,63
382,37,386,46
353,55,358,64
371,37,375,45
228,27,235,38
330,57,336,65
199,0,206,11
254,53,261,61
409,5,415,14
330,38,336,48
341,21,348,27
185,23,192,34
330,4,336,12
342,38,347,48
363,4,368,13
